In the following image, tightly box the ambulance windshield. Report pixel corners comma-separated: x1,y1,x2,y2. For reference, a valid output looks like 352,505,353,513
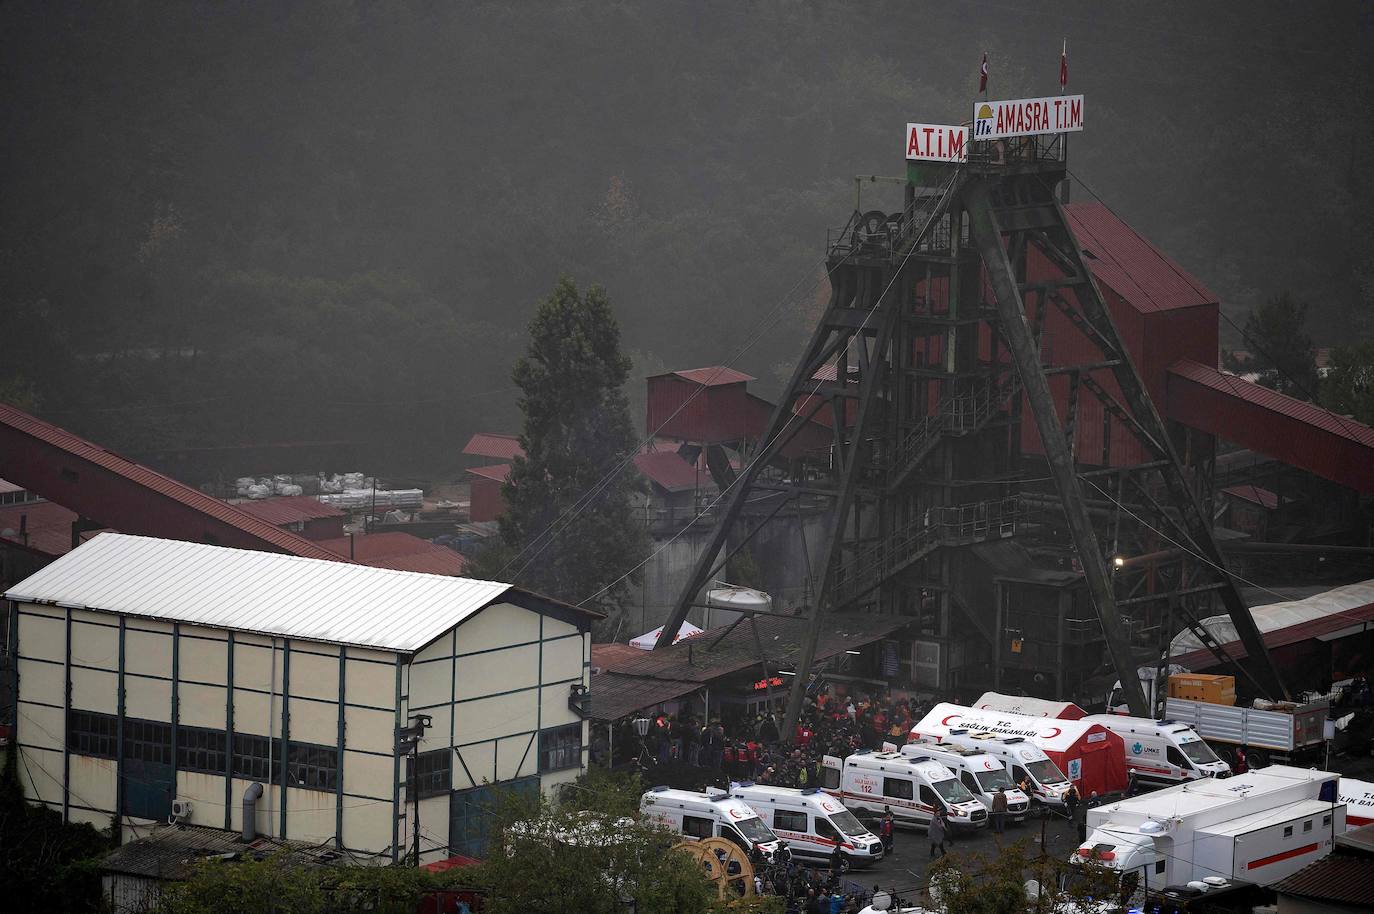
1026,758,1068,786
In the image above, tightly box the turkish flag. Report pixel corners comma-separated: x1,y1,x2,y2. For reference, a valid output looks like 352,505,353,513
1059,40,1068,88
979,53,988,93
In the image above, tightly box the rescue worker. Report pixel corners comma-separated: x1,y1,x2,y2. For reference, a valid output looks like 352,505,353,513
990,787,1008,835
928,809,949,858
880,807,895,854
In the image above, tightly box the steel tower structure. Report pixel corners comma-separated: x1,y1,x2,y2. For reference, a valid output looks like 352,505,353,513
656,130,1287,730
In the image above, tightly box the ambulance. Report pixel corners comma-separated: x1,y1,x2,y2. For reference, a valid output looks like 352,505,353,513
1081,713,1231,784
639,786,788,863
909,729,1073,808
731,784,885,867
820,750,988,831
899,742,1032,821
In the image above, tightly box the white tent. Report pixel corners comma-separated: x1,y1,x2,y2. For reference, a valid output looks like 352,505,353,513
1170,578,1374,656
630,621,704,651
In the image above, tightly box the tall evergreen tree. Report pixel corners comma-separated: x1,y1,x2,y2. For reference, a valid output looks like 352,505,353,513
473,277,648,625
1222,292,1319,399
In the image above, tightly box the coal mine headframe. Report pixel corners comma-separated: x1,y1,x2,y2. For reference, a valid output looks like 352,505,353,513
656,99,1288,733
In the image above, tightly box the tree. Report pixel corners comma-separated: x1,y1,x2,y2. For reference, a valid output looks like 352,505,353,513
1223,292,1319,399
1320,339,1374,426
472,769,724,914
471,276,648,626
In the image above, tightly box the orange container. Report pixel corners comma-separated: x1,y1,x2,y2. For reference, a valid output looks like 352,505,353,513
1168,673,1236,706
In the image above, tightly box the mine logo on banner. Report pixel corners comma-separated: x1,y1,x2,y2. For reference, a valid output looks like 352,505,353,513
973,94,1084,140
905,123,969,162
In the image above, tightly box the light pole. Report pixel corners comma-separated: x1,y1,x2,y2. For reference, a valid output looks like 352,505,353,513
396,713,432,866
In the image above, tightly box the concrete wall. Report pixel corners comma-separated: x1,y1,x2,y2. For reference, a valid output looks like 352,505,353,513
12,596,590,864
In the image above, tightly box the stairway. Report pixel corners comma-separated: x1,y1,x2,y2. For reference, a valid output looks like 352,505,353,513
886,372,1021,490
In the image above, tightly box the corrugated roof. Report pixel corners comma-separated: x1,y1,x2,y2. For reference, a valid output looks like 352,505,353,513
4,532,513,652
318,532,467,577
654,367,755,387
0,403,342,561
466,463,512,483
231,495,344,526
632,450,701,493
593,612,910,684
1169,360,1374,449
462,432,525,461
589,672,702,721
1064,202,1217,314
0,500,108,557
1273,853,1374,905
101,824,345,879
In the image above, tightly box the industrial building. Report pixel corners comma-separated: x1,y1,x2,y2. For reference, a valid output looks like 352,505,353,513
6,532,597,863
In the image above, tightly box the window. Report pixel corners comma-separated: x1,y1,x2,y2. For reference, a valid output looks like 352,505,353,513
1166,746,1188,769
1303,820,1313,833
1283,826,1293,838
1323,815,1332,827
178,727,228,774
961,772,978,793
285,742,339,792
124,718,172,765
821,766,840,790
1155,861,1166,875
883,777,913,800
683,815,715,839
68,710,117,759
408,749,452,800
815,817,840,843
920,785,938,809
774,809,807,832
538,724,582,773
232,733,282,783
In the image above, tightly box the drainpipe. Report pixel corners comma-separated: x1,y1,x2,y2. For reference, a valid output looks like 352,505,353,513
242,782,264,842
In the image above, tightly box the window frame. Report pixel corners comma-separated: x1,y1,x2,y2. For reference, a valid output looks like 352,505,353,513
231,733,282,784
408,748,453,800
683,815,715,839
538,723,583,773
883,777,914,800
123,718,173,766
68,709,118,760
773,809,808,832
177,726,228,775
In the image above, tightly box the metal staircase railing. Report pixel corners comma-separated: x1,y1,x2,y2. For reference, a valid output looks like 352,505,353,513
886,372,1021,490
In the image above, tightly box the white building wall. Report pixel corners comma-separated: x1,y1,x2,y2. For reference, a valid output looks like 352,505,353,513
11,591,591,865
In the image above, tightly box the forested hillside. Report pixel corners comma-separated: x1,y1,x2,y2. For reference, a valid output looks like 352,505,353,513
2,1,1370,475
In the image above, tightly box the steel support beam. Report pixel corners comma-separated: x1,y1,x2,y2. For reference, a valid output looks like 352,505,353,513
965,179,1150,718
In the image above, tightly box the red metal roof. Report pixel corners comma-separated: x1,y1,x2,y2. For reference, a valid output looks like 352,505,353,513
1272,853,1374,906
231,495,344,526
0,403,344,561
318,532,467,576
632,450,701,493
589,671,703,721
0,500,108,557
1221,485,1279,510
1166,360,1374,493
656,366,755,387
466,463,512,483
1064,202,1217,314
462,432,525,461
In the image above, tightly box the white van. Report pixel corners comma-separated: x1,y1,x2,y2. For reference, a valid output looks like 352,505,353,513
1082,714,1231,784
820,750,988,831
921,730,1072,808
732,784,885,867
639,786,788,863
899,742,1032,821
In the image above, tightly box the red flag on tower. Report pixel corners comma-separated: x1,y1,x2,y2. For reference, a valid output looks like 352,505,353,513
979,53,989,93
1059,39,1068,90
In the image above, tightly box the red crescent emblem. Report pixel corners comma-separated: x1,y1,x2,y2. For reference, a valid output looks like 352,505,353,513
1042,727,1062,738
941,714,962,726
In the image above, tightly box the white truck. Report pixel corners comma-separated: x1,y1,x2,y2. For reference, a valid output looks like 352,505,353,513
1164,696,1329,767
1069,765,1344,900
1081,714,1231,784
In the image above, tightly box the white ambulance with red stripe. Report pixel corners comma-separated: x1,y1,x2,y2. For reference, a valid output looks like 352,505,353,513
1071,765,1344,896
820,749,988,831
1082,713,1231,784
731,784,885,867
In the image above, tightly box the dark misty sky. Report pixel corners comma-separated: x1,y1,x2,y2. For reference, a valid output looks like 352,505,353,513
1,1,1370,466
